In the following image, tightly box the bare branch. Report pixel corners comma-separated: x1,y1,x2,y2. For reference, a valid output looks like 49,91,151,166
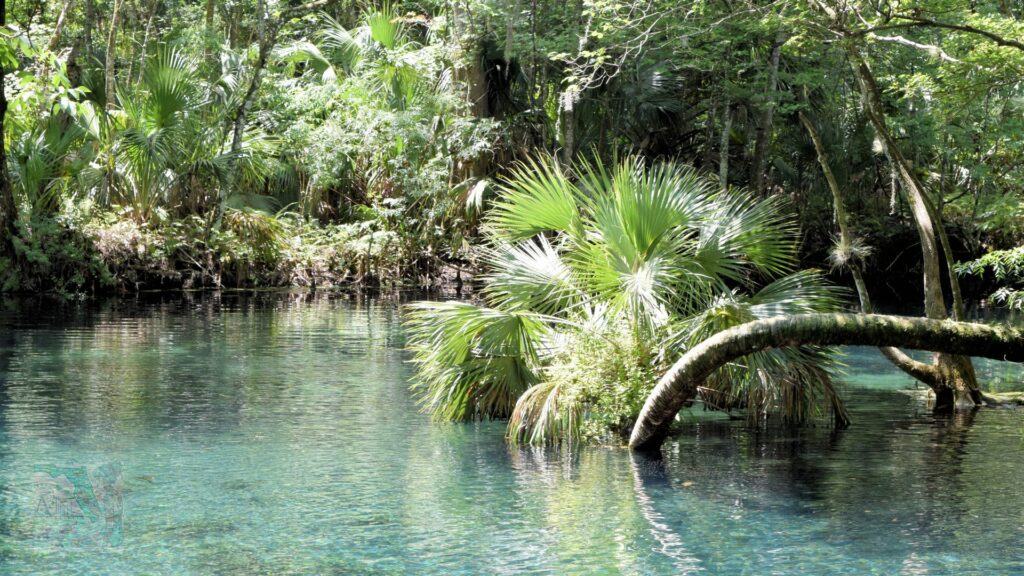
857,15,1024,53
869,33,961,63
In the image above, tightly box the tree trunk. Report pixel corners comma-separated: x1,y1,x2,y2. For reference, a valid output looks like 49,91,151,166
48,0,75,52
560,99,575,166
702,100,716,172
629,313,1024,451
923,192,967,320
137,0,159,82
223,0,284,220
0,0,18,259
105,0,124,111
718,92,731,191
229,1,239,48
750,31,785,195
504,0,517,64
799,110,941,388
220,0,335,220
205,0,216,63
848,47,943,317
84,0,94,56
37,0,76,115
845,43,978,398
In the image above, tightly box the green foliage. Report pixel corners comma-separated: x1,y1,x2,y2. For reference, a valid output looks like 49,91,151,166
5,0,1024,317
223,208,286,263
105,49,275,220
2,1,501,289
957,247,1024,310
1,203,113,296
516,310,659,445
405,301,545,421
266,7,498,273
0,198,408,294
407,157,846,444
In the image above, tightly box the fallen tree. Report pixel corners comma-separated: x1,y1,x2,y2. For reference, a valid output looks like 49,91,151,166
629,313,1024,452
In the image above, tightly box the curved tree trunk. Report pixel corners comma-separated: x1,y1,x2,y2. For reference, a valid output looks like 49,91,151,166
798,110,941,388
48,0,74,52
629,313,1024,451
845,43,978,401
220,0,273,222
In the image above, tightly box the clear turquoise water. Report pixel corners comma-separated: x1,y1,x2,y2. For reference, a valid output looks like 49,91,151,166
0,293,1023,575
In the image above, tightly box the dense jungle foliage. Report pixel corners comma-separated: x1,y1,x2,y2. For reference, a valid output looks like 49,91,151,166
0,0,1022,299
2,0,1024,440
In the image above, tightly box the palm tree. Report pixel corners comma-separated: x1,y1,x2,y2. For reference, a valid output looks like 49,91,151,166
4,57,100,218
275,5,431,112
9,114,93,215
406,156,848,444
99,49,274,220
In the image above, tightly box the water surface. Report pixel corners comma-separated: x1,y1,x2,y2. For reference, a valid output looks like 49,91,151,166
0,293,1022,575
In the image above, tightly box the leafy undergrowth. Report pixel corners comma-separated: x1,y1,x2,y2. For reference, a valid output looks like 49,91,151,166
956,247,1024,310
0,203,413,296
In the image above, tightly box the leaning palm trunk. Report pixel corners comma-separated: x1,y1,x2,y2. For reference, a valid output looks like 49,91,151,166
630,313,1024,451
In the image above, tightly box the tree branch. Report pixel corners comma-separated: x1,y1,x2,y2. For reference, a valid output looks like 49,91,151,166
857,16,1024,53
869,33,961,63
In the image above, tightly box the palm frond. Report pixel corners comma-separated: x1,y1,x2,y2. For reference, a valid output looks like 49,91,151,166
319,13,363,72
578,157,714,330
693,190,799,284
366,3,403,50
487,155,587,240
481,236,583,315
747,269,848,317
275,41,338,83
404,302,548,421
508,380,580,445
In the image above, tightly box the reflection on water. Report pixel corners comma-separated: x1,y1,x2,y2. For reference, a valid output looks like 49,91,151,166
0,293,1022,574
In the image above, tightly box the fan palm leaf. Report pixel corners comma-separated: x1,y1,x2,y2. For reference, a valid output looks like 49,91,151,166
486,155,587,240
481,236,583,315
405,302,549,421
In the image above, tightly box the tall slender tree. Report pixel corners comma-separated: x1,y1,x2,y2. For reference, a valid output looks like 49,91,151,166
0,0,18,259
106,0,124,111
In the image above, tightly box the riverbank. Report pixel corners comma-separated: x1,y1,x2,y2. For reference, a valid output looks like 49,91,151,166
0,203,999,305
0,207,475,297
